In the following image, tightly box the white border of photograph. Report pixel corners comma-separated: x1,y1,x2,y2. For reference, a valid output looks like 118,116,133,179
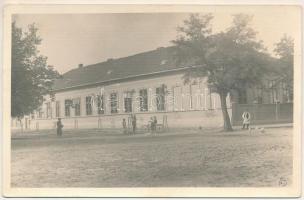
2,2,302,197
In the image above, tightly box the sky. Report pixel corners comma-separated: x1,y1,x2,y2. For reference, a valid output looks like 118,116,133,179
13,7,300,74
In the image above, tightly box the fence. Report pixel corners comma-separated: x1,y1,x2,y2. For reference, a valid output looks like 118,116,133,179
231,103,293,126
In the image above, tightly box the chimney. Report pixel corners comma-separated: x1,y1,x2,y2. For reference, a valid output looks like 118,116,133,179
78,63,83,68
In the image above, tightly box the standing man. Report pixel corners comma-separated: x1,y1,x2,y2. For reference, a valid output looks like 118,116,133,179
149,117,154,133
132,114,137,134
242,110,251,130
153,116,158,134
122,118,127,134
57,118,64,136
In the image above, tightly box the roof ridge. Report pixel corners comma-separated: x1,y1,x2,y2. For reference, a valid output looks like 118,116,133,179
53,45,179,91
63,45,174,75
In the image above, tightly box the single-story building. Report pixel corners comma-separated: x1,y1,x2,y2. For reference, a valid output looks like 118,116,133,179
11,47,292,131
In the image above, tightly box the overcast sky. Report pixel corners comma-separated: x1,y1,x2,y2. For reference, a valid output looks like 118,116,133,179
13,8,299,74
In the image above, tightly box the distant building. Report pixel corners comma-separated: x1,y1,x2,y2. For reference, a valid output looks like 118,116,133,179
12,47,292,130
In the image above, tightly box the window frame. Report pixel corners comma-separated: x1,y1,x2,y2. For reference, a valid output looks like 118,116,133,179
46,102,52,118
156,85,166,111
139,88,148,112
110,92,118,114
38,108,43,118
190,83,200,110
86,96,93,115
97,95,105,114
123,91,133,113
74,98,81,116
65,99,71,117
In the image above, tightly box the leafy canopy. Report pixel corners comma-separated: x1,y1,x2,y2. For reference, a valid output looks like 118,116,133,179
172,13,274,131
273,34,294,100
172,13,271,95
11,22,60,118
274,34,294,60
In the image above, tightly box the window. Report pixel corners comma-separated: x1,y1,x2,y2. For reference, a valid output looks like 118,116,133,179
38,108,43,118
139,89,148,111
86,96,92,115
74,98,81,116
156,85,166,111
207,88,214,109
110,93,118,113
199,82,208,110
65,99,71,117
173,86,182,111
55,101,60,117
97,95,104,114
190,84,200,110
50,93,55,102
46,102,52,118
124,91,133,113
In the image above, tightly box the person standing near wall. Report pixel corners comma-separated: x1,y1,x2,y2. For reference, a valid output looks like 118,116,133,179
153,116,158,134
57,118,63,136
149,117,154,133
132,114,137,134
242,110,251,130
122,118,127,134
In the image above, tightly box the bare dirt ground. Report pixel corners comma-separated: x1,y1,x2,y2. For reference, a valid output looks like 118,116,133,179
11,127,292,187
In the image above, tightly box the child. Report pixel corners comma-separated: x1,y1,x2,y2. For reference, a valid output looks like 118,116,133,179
242,111,251,130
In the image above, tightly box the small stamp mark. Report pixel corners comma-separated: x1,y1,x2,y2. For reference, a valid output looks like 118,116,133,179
279,177,287,187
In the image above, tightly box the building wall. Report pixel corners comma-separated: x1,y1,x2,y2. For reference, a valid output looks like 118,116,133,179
12,73,232,131
21,109,228,130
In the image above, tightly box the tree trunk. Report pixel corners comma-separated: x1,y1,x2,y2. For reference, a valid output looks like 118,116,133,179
219,91,233,132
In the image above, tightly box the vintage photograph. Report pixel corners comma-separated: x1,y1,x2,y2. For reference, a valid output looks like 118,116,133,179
2,4,301,197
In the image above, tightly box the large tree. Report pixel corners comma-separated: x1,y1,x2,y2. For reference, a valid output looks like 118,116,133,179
274,34,294,102
172,14,271,131
11,22,60,118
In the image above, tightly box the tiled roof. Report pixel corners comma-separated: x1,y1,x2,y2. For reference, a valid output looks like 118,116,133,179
52,46,183,91
52,46,281,92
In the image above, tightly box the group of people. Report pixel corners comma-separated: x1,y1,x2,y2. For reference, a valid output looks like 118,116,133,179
122,114,137,134
149,116,158,133
122,115,158,135
56,110,251,136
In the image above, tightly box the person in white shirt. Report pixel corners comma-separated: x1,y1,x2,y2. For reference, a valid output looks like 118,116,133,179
242,110,251,130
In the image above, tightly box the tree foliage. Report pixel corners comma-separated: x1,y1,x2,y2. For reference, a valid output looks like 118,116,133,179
11,22,60,118
172,14,272,131
274,34,294,101
274,34,294,59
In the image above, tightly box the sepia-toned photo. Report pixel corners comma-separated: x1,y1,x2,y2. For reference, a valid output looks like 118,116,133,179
2,4,302,197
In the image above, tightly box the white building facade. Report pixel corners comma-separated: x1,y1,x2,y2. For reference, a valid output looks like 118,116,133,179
12,47,232,131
